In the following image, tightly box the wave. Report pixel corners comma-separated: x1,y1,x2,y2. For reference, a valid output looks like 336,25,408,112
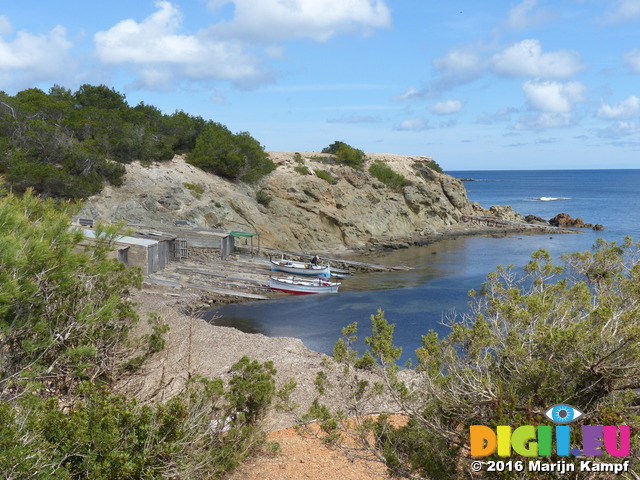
532,197,571,202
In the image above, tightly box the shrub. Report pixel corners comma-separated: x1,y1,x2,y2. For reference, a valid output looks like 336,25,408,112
321,141,366,169
308,239,640,479
256,189,273,206
314,169,337,185
294,165,311,175
188,124,276,183
183,181,205,199
368,161,410,192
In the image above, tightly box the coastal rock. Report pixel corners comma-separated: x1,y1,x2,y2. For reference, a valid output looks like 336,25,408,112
525,214,548,225
78,152,477,252
549,213,586,228
470,203,526,223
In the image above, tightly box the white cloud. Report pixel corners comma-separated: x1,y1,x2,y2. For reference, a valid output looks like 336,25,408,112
597,96,640,120
208,0,391,42
515,112,573,130
623,49,640,73
522,80,585,113
492,39,583,79
394,117,430,131
431,49,485,89
605,0,640,23
505,0,554,30
0,16,12,36
429,100,463,115
0,21,72,85
94,1,268,88
595,121,640,139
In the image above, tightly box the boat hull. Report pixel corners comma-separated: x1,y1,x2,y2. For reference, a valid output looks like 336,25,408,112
270,259,330,276
269,276,340,294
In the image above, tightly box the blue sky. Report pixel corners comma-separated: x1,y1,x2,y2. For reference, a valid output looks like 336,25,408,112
2,1,640,169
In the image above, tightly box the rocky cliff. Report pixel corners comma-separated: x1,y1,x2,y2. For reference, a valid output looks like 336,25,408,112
79,151,476,252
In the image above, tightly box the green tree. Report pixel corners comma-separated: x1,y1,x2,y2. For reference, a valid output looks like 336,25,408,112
188,123,275,182
0,190,141,394
322,141,366,168
0,192,281,479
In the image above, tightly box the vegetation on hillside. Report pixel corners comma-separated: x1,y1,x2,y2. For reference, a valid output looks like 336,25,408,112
369,161,410,192
307,238,640,479
0,84,273,199
0,192,280,479
322,140,367,169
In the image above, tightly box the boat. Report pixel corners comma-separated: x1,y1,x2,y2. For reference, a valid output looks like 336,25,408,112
270,258,331,277
269,276,340,294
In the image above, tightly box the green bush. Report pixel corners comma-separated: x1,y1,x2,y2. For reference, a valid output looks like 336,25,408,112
321,141,366,169
314,169,337,185
183,181,205,199
368,161,410,192
0,360,277,480
294,165,311,175
256,189,273,206
187,125,276,183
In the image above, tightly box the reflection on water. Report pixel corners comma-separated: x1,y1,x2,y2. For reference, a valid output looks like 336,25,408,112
199,231,603,364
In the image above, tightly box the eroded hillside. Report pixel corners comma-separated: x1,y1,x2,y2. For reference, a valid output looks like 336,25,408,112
79,151,475,252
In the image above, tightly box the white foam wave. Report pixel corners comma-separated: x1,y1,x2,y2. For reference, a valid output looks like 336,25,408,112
536,197,571,201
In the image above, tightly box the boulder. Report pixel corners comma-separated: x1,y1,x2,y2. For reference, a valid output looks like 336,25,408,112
549,213,586,228
524,214,548,225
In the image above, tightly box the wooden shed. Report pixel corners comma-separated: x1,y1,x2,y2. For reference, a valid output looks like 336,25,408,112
79,228,163,275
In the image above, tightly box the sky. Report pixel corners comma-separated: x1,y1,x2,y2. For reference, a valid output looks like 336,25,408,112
1,1,640,170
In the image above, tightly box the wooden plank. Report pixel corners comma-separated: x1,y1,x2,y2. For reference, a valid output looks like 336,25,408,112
144,278,182,288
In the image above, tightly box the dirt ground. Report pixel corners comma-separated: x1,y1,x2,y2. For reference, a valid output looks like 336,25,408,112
119,284,406,479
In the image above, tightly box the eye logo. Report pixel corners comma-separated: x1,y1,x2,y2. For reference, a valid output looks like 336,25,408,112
545,404,584,424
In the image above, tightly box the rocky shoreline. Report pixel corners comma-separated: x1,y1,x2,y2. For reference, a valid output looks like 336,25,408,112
119,219,583,432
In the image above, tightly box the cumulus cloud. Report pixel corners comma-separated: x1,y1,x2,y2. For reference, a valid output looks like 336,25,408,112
394,117,430,131
597,96,640,120
522,80,585,113
604,0,640,23
207,0,391,42
492,39,583,79
623,49,640,73
94,1,269,88
0,20,73,86
428,100,463,115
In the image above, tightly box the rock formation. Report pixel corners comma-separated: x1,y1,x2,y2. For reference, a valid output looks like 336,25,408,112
549,212,603,230
79,152,490,252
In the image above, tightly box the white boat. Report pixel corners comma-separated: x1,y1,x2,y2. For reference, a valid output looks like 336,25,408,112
270,258,331,276
269,276,340,294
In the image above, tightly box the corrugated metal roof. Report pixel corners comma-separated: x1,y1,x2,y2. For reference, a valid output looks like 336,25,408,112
76,228,159,247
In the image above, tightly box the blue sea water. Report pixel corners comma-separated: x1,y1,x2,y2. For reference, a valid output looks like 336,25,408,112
202,170,640,363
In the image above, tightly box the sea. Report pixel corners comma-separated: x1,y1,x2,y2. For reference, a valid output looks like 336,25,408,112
201,169,640,364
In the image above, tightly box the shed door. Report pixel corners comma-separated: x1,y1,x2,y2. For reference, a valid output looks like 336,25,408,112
148,245,157,274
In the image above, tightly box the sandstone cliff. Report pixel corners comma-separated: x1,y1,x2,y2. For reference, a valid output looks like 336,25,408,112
79,151,476,252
